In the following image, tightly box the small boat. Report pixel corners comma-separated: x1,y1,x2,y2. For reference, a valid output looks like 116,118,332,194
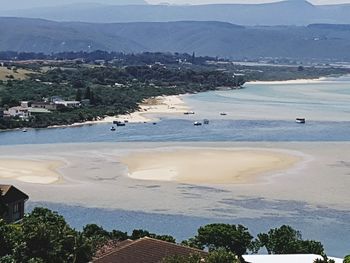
220,112,227,116
22,128,27,132
153,122,157,125
110,126,116,131
184,111,195,115
296,118,306,124
113,121,126,126
203,119,210,124
193,121,202,126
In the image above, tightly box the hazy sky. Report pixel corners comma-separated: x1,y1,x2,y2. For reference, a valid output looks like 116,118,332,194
147,0,350,4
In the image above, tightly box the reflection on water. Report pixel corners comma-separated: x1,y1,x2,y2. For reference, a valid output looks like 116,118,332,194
0,119,350,145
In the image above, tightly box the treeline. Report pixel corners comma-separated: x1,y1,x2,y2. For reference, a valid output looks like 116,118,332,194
0,51,221,66
0,207,346,263
0,65,243,129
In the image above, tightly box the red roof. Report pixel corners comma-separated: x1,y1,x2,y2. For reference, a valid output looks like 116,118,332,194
93,237,207,263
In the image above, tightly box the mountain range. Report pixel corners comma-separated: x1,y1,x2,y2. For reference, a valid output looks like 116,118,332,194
2,0,350,25
1,17,350,61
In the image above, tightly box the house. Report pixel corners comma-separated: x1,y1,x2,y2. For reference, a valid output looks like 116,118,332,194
243,254,343,263
0,185,29,223
6,106,30,119
54,100,81,108
31,101,58,111
93,237,207,263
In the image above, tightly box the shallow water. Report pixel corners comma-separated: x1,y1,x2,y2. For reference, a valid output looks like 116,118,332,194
2,77,350,257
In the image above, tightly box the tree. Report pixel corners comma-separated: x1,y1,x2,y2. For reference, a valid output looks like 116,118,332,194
162,253,202,263
75,88,82,101
195,224,253,259
206,248,239,263
0,220,20,258
254,225,325,255
14,207,93,263
344,255,350,263
314,254,335,263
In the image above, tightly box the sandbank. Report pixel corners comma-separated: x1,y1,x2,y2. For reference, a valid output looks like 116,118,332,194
121,149,301,184
0,159,62,184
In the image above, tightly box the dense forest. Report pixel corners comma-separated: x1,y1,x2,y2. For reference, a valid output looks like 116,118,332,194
0,207,345,263
0,51,349,130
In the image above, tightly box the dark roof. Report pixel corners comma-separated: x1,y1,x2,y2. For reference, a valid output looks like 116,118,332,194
0,185,29,204
93,237,207,263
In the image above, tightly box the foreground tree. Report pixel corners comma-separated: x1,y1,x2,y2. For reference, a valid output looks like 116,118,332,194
252,225,324,255
14,207,93,263
195,223,253,260
344,255,350,263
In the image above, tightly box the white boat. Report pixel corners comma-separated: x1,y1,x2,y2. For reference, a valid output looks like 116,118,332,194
193,121,202,126
22,128,27,132
110,126,116,131
296,118,306,124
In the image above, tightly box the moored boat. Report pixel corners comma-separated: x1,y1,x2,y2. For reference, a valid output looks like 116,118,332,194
296,118,306,124
193,121,202,126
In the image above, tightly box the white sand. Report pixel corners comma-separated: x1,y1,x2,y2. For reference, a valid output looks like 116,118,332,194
51,95,189,128
114,95,189,123
122,149,301,184
0,159,62,184
0,142,349,217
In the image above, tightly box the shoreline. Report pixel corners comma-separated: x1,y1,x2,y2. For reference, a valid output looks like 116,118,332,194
48,94,190,129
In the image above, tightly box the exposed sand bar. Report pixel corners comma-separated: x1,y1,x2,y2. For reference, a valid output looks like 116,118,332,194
122,149,301,184
0,159,62,184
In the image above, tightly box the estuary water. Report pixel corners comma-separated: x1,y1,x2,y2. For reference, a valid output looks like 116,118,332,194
1,77,350,257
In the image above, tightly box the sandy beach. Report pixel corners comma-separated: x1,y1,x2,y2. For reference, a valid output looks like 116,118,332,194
0,159,62,184
50,95,189,129
122,149,301,184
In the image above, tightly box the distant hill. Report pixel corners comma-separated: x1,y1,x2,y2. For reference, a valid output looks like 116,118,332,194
3,0,350,26
1,17,350,61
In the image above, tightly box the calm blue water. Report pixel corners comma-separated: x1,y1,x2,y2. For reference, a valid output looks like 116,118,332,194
27,201,350,257
0,119,350,145
2,80,350,257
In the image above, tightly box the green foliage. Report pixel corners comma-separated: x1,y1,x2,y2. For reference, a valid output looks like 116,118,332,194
0,220,20,258
344,255,350,263
206,248,239,263
253,225,325,255
162,253,203,263
12,207,93,263
314,254,335,263
195,223,253,257
131,229,176,243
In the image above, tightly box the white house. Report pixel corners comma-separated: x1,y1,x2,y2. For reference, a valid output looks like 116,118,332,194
243,254,343,263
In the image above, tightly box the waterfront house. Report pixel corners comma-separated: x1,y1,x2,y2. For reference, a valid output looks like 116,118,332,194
0,185,29,223
54,100,81,108
93,237,207,263
31,101,58,111
7,106,30,119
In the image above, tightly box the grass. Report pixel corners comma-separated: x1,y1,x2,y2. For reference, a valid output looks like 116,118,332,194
0,66,34,81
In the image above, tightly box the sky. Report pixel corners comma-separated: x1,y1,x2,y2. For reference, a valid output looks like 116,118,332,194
147,0,350,4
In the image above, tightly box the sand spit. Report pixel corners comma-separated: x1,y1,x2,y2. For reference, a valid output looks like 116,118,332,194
0,159,62,184
122,149,301,184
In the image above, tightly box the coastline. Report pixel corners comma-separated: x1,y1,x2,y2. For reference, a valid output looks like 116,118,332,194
48,94,190,129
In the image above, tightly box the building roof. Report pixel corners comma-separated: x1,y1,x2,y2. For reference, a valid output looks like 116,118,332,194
243,254,343,263
93,237,207,263
0,185,29,204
